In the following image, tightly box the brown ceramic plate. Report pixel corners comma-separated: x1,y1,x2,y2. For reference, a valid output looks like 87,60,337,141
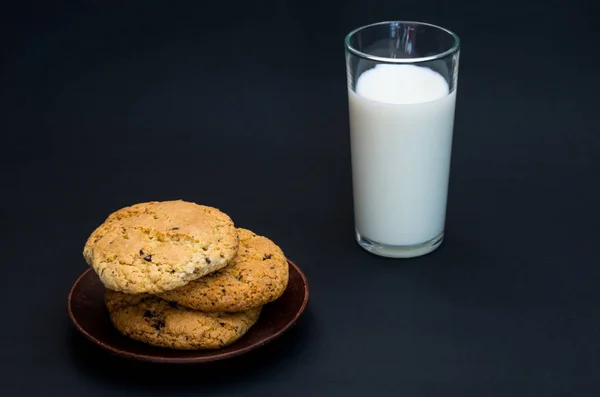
67,259,309,364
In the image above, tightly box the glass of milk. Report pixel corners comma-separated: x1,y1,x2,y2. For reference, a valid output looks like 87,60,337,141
345,21,460,258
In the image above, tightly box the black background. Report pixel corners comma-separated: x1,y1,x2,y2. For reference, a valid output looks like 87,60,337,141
2,0,600,395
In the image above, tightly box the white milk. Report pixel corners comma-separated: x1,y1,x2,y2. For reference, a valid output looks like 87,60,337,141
349,64,456,246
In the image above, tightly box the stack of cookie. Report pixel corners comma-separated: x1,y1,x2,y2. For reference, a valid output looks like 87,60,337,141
82,200,289,350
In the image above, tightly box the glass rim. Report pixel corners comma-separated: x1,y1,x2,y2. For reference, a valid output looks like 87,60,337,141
344,21,461,63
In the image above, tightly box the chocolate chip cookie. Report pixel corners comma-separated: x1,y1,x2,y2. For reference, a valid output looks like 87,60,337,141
157,228,288,312
105,289,261,350
83,200,239,294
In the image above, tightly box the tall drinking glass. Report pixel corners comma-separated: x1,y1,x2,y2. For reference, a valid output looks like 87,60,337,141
345,21,460,258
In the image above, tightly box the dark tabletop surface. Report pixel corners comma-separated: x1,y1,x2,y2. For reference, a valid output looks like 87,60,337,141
2,0,599,396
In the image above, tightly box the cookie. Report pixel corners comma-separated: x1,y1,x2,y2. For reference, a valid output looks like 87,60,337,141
105,290,261,350
157,228,288,312
83,200,239,294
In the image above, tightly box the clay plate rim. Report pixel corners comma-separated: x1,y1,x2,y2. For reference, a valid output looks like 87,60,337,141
67,259,309,364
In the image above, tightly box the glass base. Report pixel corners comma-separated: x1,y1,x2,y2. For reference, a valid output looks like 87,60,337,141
355,230,444,258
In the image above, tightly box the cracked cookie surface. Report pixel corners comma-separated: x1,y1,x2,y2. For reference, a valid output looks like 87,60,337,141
83,200,238,294
157,228,288,312
104,290,261,350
